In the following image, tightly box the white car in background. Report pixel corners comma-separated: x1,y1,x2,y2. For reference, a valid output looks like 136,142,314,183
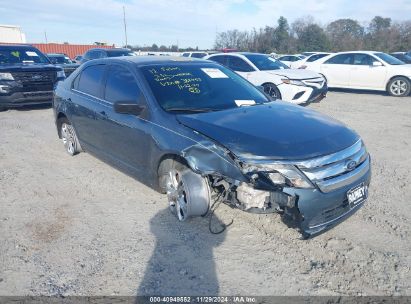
206,52,327,104
277,54,305,67
290,52,332,69
306,51,411,97
181,51,209,58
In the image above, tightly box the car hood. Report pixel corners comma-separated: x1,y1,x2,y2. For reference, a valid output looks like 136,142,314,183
264,68,321,79
0,63,60,72
176,102,359,161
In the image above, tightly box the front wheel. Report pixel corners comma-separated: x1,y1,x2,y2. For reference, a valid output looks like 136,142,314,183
159,159,210,221
262,83,282,100
59,118,81,156
387,77,411,97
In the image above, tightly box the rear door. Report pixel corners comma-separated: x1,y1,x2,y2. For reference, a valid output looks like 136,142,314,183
70,64,107,150
321,54,353,87
349,53,387,89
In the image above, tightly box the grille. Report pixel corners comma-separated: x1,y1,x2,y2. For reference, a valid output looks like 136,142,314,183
309,199,350,228
11,71,56,91
302,77,325,88
296,140,370,193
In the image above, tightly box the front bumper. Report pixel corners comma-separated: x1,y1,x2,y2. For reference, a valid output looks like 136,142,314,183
279,83,328,104
283,162,371,237
0,90,53,108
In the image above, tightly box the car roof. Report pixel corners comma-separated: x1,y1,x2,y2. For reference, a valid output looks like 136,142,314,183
332,51,382,55
86,48,131,52
0,44,38,49
85,56,210,67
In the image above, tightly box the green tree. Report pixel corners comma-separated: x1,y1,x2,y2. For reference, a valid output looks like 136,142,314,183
326,19,364,51
273,16,291,53
297,24,330,52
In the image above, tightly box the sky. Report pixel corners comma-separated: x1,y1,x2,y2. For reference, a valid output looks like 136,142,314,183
0,0,410,49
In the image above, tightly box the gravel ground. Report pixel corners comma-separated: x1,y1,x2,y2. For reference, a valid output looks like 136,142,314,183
0,91,410,296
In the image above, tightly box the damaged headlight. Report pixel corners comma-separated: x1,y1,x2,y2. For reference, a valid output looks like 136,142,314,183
242,163,313,189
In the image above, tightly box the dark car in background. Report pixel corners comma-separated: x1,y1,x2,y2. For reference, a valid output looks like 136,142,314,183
80,48,135,63
0,45,65,110
53,56,371,237
46,53,80,77
73,55,83,64
390,52,411,64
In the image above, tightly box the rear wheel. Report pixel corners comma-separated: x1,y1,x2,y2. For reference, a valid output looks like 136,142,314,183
59,118,81,156
262,83,282,100
387,77,411,97
158,159,210,221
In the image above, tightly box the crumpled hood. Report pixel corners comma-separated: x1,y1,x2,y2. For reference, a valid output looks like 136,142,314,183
265,68,321,79
177,102,359,161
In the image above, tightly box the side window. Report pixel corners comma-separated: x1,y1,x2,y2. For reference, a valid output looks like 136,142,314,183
104,65,141,103
209,55,228,66
227,57,254,72
182,53,190,57
290,56,298,62
279,56,289,61
353,54,377,65
307,54,327,62
72,73,80,90
77,65,106,98
324,54,353,65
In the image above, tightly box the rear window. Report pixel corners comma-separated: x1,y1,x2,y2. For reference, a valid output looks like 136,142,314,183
0,47,50,64
141,63,268,112
190,53,207,58
106,50,135,57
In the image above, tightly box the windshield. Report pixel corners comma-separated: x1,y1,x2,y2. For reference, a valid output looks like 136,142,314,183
141,63,269,113
392,54,411,64
48,55,72,64
0,48,50,64
244,54,289,71
107,51,135,57
374,53,405,65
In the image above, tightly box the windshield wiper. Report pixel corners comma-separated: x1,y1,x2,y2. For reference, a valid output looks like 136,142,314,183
166,107,217,113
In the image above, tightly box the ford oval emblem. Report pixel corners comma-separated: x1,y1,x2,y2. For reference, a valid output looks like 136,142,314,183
346,160,357,170
32,74,43,80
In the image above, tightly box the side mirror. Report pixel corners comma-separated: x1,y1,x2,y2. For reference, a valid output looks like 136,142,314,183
114,101,145,116
372,61,383,67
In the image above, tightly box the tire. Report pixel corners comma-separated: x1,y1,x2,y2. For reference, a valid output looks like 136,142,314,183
262,83,282,100
58,117,81,156
158,159,210,221
387,77,411,97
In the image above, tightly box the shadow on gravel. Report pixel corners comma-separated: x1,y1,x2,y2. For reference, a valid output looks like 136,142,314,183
136,208,226,297
1,104,52,112
328,88,389,96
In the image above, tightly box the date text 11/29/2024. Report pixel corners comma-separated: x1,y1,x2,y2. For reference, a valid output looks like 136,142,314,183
149,296,256,303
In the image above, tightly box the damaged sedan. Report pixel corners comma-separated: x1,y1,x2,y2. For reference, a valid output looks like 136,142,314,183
53,56,371,237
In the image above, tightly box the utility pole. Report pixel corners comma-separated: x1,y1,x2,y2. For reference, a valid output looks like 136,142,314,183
123,6,128,47
44,30,48,44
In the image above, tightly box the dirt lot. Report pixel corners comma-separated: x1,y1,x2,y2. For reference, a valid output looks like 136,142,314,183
0,91,410,296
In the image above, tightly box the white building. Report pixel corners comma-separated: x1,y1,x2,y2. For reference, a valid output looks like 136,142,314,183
0,25,26,43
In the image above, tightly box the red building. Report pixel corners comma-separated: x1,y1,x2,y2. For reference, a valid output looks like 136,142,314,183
0,42,115,59
31,43,114,59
